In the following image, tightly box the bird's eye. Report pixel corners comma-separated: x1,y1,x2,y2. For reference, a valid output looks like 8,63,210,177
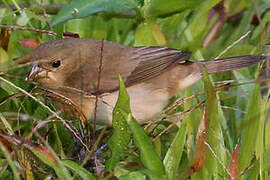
52,60,61,68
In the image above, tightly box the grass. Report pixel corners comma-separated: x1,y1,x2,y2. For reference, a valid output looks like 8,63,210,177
1,0,270,179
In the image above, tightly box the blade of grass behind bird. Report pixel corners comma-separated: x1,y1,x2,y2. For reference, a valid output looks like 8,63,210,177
176,0,221,52
238,84,261,174
264,113,270,178
202,67,226,179
255,89,270,179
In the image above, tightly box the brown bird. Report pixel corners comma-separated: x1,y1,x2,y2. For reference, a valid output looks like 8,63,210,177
26,38,266,125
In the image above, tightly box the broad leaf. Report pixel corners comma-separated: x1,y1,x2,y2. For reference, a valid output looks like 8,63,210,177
106,75,131,171
134,21,166,46
127,114,165,178
52,0,139,26
144,0,203,18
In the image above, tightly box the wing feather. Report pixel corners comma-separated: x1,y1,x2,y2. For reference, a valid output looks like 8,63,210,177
125,46,191,86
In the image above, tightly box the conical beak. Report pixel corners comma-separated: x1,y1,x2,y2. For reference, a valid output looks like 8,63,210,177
26,63,41,81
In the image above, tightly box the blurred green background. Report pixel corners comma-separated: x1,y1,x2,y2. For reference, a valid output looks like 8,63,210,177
1,0,270,179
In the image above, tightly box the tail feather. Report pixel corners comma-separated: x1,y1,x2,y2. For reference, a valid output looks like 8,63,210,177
198,55,266,74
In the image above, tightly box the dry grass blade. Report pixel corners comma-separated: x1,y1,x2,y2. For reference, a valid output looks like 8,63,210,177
0,25,56,36
92,39,105,149
144,93,202,131
0,88,85,139
228,144,239,180
0,61,34,73
205,141,232,178
43,89,88,123
150,75,270,140
215,31,251,59
203,0,227,47
179,106,208,179
0,27,11,51
192,106,208,172
153,101,204,141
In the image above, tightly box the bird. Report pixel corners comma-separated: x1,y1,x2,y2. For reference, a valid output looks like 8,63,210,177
25,38,266,125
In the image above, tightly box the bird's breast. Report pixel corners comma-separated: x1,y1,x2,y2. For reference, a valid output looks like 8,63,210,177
94,82,170,125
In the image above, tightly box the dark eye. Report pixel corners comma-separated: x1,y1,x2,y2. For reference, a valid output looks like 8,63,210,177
52,60,61,68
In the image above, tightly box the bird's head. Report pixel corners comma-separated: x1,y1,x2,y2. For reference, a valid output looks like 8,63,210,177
26,38,86,90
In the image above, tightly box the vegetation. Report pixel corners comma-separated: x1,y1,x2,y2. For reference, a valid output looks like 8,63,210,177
0,0,270,179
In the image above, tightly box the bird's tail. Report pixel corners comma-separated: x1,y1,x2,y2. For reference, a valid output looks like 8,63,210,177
197,55,266,74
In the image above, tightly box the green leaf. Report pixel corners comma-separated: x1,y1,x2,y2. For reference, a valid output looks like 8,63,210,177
119,171,146,180
134,21,166,46
0,141,20,180
53,24,64,39
0,47,9,63
239,84,261,172
202,67,224,178
107,75,164,177
255,88,269,179
25,9,47,22
27,145,72,180
16,10,30,26
144,0,203,18
62,160,96,180
0,113,14,135
51,0,138,26
106,75,131,171
163,121,187,180
127,114,165,178
264,109,270,171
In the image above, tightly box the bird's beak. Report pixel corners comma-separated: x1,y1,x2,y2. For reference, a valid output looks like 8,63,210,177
26,63,41,81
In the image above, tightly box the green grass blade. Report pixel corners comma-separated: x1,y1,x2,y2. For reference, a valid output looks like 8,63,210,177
106,75,131,171
62,159,96,180
163,121,187,180
202,67,224,179
119,171,146,180
127,114,165,178
28,145,72,180
0,113,14,135
0,142,20,180
239,84,261,173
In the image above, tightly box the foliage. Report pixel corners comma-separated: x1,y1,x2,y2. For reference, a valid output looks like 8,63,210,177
0,0,270,179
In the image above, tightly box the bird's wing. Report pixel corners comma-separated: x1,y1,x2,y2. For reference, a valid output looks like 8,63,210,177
58,41,192,94
93,45,191,94
124,46,191,86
